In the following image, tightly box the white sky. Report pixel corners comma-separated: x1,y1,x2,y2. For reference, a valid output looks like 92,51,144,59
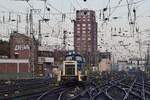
0,0,150,62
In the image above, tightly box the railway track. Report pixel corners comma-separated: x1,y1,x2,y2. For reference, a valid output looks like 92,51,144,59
0,78,53,100
68,75,150,100
105,74,150,100
37,85,78,100
68,87,92,100
0,72,149,100
37,81,91,100
65,75,126,100
93,78,126,100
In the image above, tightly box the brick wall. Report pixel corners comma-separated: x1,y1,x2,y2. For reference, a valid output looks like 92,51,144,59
0,63,17,72
9,32,38,73
0,63,29,73
19,63,29,72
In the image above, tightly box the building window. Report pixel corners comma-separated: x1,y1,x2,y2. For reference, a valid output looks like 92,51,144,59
76,45,80,48
82,24,86,27
77,24,80,27
82,27,86,30
83,48,86,51
88,27,91,30
77,28,80,30
88,31,91,34
83,41,87,44
77,31,80,33
77,38,80,40
88,48,91,52
76,34,80,37
76,18,81,21
88,24,91,26
88,45,91,47
82,38,86,40
77,48,80,51
82,30,86,33
88,38,91,40
88,26,91,29
83,33,86,36
83,19,86,21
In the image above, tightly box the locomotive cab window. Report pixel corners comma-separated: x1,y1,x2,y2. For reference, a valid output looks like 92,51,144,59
65,64,75,75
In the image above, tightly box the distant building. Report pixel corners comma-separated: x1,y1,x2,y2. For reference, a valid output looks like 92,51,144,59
74,9,97,66
99,59,111,72
98,52,112,72
37,46,54,76
129,58,145,71
53,49,66,66
0,59,32,79
38,46,54,65
0,40,10,57
117,60,128,71
9,32,38,73
0,32,38,79
10,32,37,59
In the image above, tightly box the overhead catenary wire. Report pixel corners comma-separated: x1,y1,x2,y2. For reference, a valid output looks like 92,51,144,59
0,12,61,40
0,0,146,34
75,0,82,9
0,0,145,16
98,0,144,29
0,0,143,18
109,0,123,17
46,2,74,22
6,0,55,33
0,0,149,48
42,1,75,39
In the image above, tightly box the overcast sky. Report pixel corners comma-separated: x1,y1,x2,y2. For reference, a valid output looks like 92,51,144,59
0,0,150,61
0,0,149,32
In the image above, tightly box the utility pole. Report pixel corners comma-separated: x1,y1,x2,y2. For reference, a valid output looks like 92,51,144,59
38,18,49,46
16,15,19,32
29,9,33,37
63,30,67,50
29,9,36,76
26,13,29,36
39,20,41,35
38,20,42,46
29,9,41,38
136,27,143,70
146,43,150,76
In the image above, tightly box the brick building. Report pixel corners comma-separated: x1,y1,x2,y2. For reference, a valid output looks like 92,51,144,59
0,40,9,57
37,46,54,76
0,59,32,79
74,9,97,66
0,32,38,79
9,32,38,70
98,52,112,72
53,49,66,66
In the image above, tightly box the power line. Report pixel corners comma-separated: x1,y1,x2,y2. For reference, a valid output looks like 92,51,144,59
46,2,73,21
109,0,123,17
75,0,82,9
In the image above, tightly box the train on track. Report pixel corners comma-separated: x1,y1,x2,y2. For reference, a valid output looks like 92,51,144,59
58,51,87,83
